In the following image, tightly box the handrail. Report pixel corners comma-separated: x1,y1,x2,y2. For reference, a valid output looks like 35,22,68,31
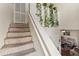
29,13,61,56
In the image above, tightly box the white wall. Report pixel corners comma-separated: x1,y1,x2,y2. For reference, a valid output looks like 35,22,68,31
0,3,13,48
58,3,79,30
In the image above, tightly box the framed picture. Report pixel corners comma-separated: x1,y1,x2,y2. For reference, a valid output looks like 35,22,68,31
61,30,70,36
64,30,70,36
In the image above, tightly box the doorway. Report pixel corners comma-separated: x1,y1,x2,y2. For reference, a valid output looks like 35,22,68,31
14,3,25,23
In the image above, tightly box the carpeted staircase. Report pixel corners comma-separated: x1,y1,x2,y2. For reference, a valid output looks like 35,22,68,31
0,23,35,56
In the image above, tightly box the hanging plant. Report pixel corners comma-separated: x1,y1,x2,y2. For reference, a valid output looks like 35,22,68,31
36,3,59,27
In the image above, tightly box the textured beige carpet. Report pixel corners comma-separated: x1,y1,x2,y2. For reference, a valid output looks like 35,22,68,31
0,23,35,56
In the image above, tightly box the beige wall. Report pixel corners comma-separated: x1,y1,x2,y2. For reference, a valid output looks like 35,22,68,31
70,30,79,45
0,3,13,48
58,3,79,30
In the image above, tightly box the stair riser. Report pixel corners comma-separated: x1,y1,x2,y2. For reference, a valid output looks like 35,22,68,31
9,28,30,32
0,43,33,55
5,37,32,45
7,32,31,37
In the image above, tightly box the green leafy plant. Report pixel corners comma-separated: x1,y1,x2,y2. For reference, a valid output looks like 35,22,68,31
36,3,59,27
